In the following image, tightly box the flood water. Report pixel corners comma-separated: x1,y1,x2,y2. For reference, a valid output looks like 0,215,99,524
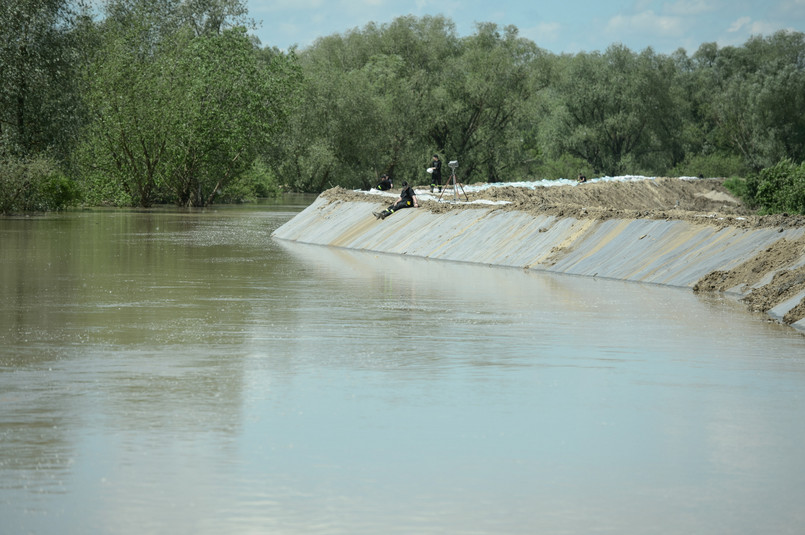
2,198,805,534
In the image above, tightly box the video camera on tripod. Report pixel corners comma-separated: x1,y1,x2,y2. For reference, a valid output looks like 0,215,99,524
439,160,468,202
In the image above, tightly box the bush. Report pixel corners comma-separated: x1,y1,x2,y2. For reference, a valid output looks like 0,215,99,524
217,157,283,203
743,159,805,214
0,155,81,214
40,174,82,210
722,176,749,200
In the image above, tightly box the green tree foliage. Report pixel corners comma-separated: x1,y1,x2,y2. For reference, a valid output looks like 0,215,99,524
265,16,459,191
0,0,90,159
436,23,547,182
0,155,80,213
162,27,298,206
4,4,805,212
268,19,801,187
76,0,300,207
690,32,805,172
0,0,92,211
264,17,548,190
740,159,805,214
544,45,681,176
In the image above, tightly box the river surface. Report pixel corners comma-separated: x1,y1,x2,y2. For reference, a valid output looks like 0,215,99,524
2,198,805,534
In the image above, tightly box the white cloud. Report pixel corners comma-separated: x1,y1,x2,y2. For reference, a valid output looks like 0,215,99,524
664,0,717,16
250,0,326,14
536,21,562,41
606,10,684,37
715,15,796,49
521,21,562,46
748,20,794,35
727,16,751,33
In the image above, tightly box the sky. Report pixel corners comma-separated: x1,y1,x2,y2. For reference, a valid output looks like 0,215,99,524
246,0,805,55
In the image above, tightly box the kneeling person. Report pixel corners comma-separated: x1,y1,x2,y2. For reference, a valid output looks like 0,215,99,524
373,181,418,220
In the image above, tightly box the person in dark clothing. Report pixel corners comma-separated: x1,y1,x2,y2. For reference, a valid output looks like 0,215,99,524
428,155,442,193
375,173,393,191
373,181,418,220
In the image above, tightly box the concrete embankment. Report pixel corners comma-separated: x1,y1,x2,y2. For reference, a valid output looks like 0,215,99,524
272,193,805,333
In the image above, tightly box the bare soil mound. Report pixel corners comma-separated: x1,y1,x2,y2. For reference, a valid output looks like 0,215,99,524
322,177,805,329
327,177,805,229
693,235,805,325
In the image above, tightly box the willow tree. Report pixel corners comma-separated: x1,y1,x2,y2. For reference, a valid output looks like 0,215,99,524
267,15,459,191
547,44,681,176
433,23,547,182
0,0,90,212
0,0,90,158
77,0,300,206
267,16,547,190
160,28,299,206
692,31,805,171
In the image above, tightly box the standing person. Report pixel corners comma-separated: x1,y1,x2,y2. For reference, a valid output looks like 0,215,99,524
373,181,418,220
375,173,393,191
428,154,442,193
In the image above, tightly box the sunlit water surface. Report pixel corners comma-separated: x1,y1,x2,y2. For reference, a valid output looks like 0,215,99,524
2,199,805,534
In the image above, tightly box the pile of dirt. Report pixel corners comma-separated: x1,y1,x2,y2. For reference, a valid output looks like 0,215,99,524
322,177,805,329
693,235,805,325
327,178,805,229
432,177,805,229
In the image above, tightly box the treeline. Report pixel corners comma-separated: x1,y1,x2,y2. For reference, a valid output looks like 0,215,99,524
2,1,805,213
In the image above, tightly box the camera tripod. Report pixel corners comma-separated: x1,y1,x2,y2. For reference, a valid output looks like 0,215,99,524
438,163,469,202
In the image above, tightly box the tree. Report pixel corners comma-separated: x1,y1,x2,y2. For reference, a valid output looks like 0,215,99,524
435,23,547,182
265,17,549,190
692,31,805,171
77,0,301,206
266,15,459,191
161,28,299,205
0,0,91,159
547,45,681,176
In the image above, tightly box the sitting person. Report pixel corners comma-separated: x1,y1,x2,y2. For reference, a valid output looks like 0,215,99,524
373,181,418,220
577,174,587,183
375,173,393,191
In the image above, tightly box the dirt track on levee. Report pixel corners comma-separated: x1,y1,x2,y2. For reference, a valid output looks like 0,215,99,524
325,177,805,329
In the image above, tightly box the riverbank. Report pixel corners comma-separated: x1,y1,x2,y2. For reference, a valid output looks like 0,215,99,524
271,177,805,333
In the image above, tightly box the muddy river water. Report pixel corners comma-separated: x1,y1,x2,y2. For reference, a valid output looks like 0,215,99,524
2,197,805,534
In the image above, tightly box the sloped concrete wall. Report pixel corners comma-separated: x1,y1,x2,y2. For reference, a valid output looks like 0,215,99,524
272,196,805,331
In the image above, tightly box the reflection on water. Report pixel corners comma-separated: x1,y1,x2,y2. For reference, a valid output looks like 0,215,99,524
2,200,805,534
